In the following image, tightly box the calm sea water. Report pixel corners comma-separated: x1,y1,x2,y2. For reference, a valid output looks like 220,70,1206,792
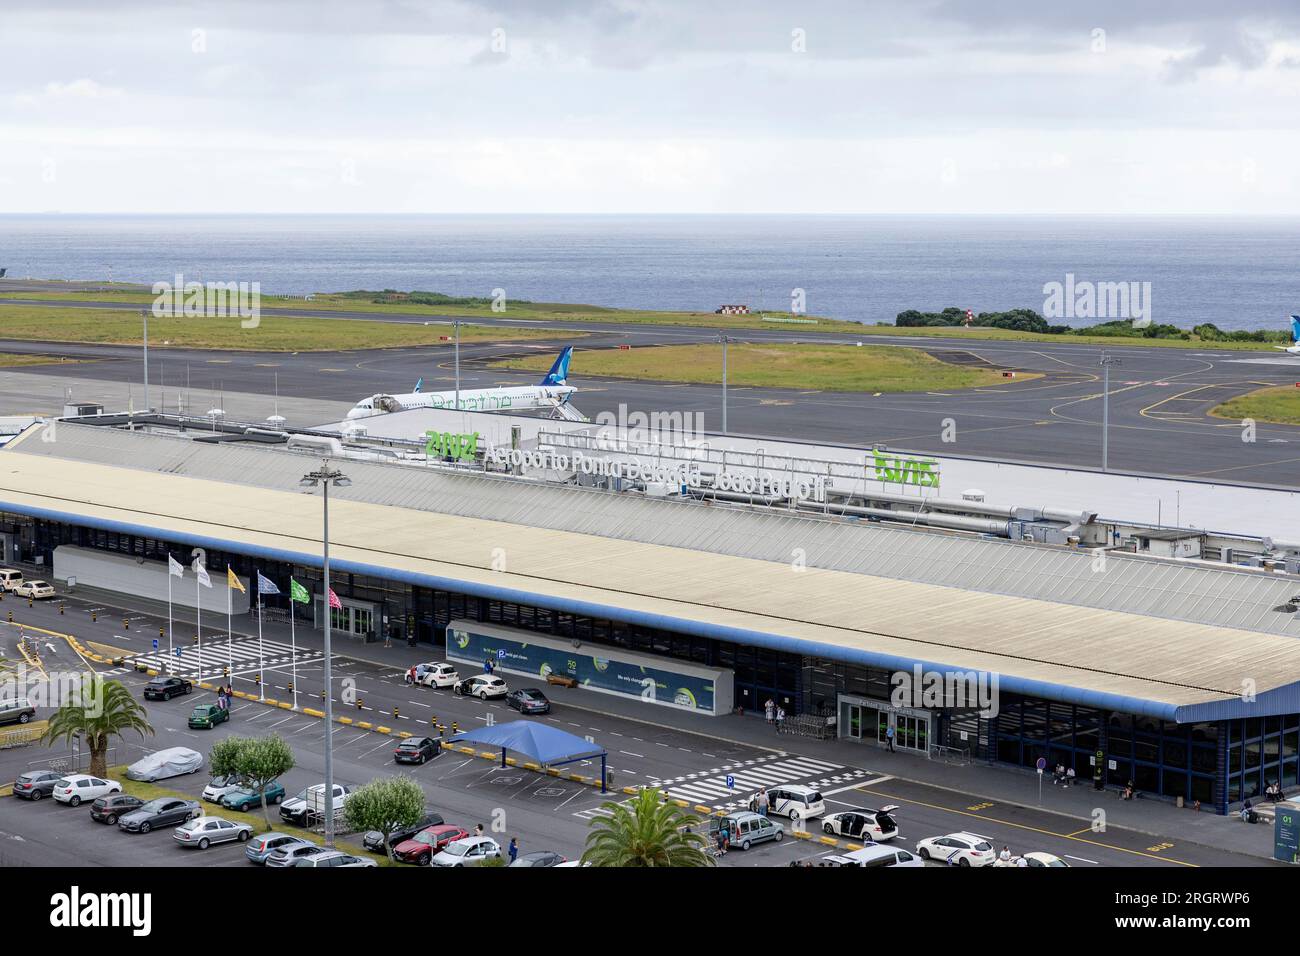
0,214,1295,330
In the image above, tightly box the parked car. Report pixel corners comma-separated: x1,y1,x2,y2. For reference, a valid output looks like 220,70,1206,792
0,697,36,726
429,835,502,867
220,780,286,813
173,816,253,850
506,688,551,715
834,844,924,868
916,832,997,867
202,774,248,803
188,703,229,729
90,793,145,825
119,797,201,833
391,825,470,865
0,568,23,591
821,805,900,842
508,850,567,867
453,674,508,700
12,770,62,800
1020,851,1069,867
143,677,193,701
13,580,54,599
414,662,459,688
721,811,785,850
126,747,202,781
52,774,121,807
393,736,440,765
265,842,331,868
280,783,351,826
750,784,826,822
247,833,312,865
362,810,446,854
293,851,377,868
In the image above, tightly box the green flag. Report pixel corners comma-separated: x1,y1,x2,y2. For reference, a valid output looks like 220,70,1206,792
290,578,309,604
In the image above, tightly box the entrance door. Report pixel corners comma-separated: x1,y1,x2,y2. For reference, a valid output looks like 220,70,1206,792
893,714,931,754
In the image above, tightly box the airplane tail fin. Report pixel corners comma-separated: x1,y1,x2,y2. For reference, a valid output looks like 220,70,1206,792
414,377,423,394
539,346,574,386
1291,315,1300,344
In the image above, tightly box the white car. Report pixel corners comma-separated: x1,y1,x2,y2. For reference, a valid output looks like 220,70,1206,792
416,662,459,689
1020,851,1069,868
915,831,997,867
14,580,55,599
834,844,924,867
821,805,900,842
750,784,826,822
173,816,254,849
454,674,509,700
430,835,502,867
202,774,247,803
52,774,121,806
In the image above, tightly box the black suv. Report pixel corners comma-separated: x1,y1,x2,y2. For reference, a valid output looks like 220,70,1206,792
362,810,446,854
392,736,440,765
143,677,193,701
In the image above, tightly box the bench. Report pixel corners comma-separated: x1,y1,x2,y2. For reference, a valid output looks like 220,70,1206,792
546,674,578,688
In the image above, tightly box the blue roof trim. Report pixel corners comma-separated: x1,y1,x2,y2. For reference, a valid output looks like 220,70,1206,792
0,498,1228,722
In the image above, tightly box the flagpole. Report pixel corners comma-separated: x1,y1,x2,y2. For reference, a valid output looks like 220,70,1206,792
166,556,174,676
195,567,202,683
290,595,298,711
227,572,233,686
256,577,265,702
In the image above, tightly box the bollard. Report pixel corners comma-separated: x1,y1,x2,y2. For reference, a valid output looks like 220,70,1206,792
28,596,32,608
254,673,261,686
451,721,460,735
431,715,439,729
6,610,11,623
356,697,364,710
287,681,294,694
393,706,400,720
123,618,129,630
223,667,230,679
59,602,64,615
91,610,97,622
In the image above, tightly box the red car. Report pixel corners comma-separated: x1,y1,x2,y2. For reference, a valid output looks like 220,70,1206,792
391,825,470,866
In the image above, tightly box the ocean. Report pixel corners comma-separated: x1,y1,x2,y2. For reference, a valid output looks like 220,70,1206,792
0,214,1295,331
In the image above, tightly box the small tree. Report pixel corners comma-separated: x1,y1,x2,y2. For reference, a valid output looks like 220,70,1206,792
343,776,427,858
207,735,295,828
42,677,153,778
583,787,713,867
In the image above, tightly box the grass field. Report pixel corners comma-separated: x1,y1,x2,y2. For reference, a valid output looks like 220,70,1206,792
496,343,1037,392
0,352,84,367
0,305,569,352
1212,386,1300,425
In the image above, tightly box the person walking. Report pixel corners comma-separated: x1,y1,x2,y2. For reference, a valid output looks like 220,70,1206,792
775,705,785,733
885,723,896,752
764,698,775,724
508,837,518,864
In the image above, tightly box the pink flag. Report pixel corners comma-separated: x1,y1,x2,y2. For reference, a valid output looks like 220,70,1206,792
328,588,342,610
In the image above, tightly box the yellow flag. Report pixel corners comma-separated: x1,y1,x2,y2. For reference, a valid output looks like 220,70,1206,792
227,567,246,593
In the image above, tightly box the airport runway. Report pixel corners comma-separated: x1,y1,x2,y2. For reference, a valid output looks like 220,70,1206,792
4,297,1300,485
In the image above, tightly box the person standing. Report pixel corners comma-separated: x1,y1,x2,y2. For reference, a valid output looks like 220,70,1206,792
764,698,775,724
885,723,896,752
508,837,518,864
775,705,785,733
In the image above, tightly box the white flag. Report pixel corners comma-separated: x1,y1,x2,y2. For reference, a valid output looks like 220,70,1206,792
168,554,184,578
195,562,212,588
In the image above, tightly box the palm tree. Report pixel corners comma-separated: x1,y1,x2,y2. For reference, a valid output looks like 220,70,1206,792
583,786,714,867
42,677,154,778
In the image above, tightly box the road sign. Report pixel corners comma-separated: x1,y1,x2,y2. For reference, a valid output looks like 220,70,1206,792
726,775,735,790
152,639,159,650
497,648,506,660
1035,757,1047,771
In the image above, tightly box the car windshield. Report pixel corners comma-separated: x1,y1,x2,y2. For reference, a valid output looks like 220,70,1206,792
444,841,472,856
414,831,438,845
973,841,993,851
211,775,234,787
54,779,71,788
139,799,169,812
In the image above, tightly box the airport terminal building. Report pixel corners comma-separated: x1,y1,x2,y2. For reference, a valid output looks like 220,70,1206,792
3,419,1300,815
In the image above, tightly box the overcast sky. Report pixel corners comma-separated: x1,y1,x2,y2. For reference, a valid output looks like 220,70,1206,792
2,0,1299,213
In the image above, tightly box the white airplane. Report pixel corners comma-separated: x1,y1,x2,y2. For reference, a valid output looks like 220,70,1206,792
346,346,577,419
1273,316,1300,354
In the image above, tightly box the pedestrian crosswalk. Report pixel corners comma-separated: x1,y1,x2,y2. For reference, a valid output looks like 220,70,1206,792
108,638,324,679
646,753,870,810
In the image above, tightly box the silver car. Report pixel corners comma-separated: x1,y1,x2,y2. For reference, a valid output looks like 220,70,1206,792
246,833,313,864
173,816,253,850
293,850,377,868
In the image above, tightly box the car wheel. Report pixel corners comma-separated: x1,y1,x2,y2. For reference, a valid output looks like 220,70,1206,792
18,713,30,724
774,830,784,842
105,814,117,826
789,810,800,822
418,854,430,867
741,839,752,850
958,857,970,867
198,838,210,850
919,848,931,860
823,822,834,835
140,822,152,834
69,796,81,807
238,830,250,842
270,793,281,805
478,690,488,700
109,787,120,794
30,791,42,801
184,684,192,694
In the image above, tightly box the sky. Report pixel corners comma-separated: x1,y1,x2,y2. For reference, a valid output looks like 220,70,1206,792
1,0,1299,214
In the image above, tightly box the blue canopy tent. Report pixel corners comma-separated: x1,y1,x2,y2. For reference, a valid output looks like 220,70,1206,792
448,721,610,792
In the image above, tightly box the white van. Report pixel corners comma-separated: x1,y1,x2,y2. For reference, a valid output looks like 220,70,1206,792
752,784,826,822
0,569,23,591
836,844,924,868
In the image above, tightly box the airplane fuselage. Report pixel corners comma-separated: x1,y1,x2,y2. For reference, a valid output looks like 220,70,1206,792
347,384,576,419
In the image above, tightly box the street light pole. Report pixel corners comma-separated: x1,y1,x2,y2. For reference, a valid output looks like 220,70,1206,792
454,319,461,411
300,460,351,848
717,334,731,433
1099,352,1120,472
141,309,150,412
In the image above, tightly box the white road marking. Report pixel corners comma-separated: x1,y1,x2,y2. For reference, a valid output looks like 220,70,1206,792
1065,854,1099,865
620,751,645,758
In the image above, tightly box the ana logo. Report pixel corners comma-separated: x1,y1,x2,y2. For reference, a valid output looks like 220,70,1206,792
49,886,152,936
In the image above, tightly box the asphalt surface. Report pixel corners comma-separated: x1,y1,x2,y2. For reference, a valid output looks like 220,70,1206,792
0,587,1271,868
5,291,1300,484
